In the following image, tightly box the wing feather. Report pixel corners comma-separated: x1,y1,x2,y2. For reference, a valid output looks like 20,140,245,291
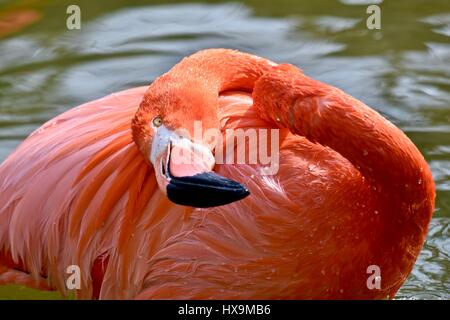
0,86,169,297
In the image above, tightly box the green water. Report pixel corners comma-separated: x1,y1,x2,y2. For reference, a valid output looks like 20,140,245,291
0,0,448,299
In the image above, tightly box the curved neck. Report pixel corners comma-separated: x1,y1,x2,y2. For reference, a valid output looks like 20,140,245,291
160,48,275,93
132,49,274,152
253,66,435,223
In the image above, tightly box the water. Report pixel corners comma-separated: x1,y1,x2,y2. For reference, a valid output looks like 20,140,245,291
0,0,448,299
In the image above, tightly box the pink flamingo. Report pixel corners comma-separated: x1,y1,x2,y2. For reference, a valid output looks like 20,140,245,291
0,49,435,299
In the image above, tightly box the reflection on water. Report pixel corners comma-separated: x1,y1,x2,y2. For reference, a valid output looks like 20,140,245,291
397,218,450,299
0,0,449,299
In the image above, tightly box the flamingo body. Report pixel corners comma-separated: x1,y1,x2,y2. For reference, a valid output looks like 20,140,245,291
0,49,434,299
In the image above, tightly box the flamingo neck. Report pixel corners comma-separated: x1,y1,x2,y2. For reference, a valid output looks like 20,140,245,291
167,48,276,92
253,66,435,227
132,49,275,155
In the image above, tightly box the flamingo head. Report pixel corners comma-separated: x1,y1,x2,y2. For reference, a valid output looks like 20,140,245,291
131,79,250,208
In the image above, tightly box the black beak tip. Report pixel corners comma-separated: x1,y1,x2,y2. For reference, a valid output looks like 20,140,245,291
166,172,250,208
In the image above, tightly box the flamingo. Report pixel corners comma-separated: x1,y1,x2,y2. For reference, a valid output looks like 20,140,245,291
0,49,435,299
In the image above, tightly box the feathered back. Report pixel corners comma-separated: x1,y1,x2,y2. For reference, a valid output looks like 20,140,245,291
0,87,153,297
0,87,304,298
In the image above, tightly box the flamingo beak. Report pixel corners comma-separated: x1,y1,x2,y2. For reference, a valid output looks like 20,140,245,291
151,128,250,208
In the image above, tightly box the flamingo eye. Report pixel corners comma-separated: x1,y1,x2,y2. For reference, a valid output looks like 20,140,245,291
152,116,163,128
